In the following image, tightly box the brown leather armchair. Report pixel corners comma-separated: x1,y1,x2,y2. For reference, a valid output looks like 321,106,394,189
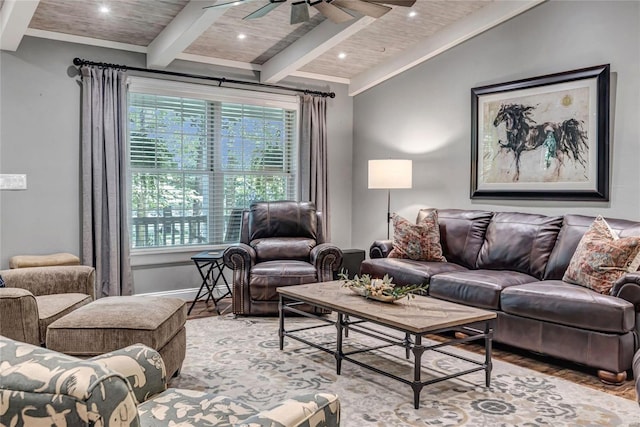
223,201,342,315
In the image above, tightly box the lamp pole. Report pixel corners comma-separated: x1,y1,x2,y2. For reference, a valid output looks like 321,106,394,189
386,188,391,240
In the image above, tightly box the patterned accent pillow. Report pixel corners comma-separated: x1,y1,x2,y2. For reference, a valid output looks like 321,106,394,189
563,215,640,294
388,211,446,262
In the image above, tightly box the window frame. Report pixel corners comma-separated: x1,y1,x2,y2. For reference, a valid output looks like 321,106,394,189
126,77,301,257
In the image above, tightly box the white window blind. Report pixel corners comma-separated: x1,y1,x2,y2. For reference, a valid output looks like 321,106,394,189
128,79,299,249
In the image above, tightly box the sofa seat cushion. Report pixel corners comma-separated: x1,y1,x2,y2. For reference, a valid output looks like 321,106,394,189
46,296,186,357
360,258,467,286
500,281,635,334
138,390,258,426
35,293,93,344
250,261,317,301
429,270,537,310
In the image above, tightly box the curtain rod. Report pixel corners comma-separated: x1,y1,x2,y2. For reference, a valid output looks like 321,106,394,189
72,58,335,98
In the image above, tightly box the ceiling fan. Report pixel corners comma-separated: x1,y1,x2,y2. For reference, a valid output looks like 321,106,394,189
204,0,416,25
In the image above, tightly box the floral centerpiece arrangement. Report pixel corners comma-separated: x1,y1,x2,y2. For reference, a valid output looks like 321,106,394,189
338,271,428,302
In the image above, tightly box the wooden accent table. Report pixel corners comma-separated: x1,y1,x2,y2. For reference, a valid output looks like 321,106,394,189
277,281,496,409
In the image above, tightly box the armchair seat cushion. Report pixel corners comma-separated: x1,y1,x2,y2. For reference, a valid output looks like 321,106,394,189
429,269,537,310
250,261,317,301
36,292,93,343
501,281,635,334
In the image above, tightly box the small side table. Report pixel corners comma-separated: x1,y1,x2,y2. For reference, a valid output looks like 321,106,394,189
189,250,232,315
333,249,366,280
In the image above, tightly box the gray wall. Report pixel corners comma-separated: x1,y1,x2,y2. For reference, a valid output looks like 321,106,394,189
0,37,354,296
352,0,640,251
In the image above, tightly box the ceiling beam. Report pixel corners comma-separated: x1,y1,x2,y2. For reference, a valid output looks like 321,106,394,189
24,28,147,53
348,0,546,96
0,0,40,51
146,0,241,69
260,15,375,84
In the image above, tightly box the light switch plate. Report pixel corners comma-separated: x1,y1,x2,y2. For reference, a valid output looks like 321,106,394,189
0,174,27,190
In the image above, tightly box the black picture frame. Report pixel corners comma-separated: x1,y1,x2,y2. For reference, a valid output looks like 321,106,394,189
470,64,610,201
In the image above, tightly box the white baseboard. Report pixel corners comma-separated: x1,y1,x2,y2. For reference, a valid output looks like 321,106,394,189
136,288,232,301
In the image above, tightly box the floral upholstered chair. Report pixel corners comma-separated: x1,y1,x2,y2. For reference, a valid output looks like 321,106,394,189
0,335,340,426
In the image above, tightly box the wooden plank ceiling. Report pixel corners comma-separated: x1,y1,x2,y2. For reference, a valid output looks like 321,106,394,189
1,0,545,94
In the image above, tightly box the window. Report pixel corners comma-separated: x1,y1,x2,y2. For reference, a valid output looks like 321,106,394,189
127,78,299,249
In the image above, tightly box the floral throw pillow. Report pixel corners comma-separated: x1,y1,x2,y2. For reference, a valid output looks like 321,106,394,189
388,211,446,262
563,215,640,294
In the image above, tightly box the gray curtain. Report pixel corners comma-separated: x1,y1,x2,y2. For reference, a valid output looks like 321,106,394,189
300,95,330,239
80,66,132,297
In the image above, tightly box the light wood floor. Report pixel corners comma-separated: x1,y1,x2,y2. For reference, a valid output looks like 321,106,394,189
187,299,637,401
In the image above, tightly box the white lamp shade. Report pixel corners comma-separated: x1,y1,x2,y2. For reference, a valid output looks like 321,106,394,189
368,159,413,189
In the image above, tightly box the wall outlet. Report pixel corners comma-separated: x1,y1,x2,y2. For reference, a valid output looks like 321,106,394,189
0,174,27,190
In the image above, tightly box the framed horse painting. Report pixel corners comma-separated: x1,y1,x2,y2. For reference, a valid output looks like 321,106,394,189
470,64,610,200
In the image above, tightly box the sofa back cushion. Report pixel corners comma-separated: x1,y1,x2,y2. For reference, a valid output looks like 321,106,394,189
417,209,492,269
544,214,640,279
251,237,316,262
249,201,317,241
476,212,563,279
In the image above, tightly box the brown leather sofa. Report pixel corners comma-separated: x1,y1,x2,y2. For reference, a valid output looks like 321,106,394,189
361,209,640,384
223,201,343,315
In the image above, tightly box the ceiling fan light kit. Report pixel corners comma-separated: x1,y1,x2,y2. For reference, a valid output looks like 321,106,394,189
205,0,416,25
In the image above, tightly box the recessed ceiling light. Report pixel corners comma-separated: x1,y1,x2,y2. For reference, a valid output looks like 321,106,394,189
237,33,247,40
99,5,110,14
338,52,347,59
408,10,417,18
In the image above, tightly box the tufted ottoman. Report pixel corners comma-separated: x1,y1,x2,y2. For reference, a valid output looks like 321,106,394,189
46,296,186,378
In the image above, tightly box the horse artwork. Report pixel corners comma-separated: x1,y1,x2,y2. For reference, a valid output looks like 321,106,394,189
471,64,609,200
491,103,589,182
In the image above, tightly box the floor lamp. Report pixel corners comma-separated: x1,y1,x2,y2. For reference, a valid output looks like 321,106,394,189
368,159,413,239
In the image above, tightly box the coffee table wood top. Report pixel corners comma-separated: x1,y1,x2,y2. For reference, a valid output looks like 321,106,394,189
278,281,496,334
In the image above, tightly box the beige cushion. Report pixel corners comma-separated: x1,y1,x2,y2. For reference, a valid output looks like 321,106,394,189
9,253,80,269
46,296,186,357
35,293,93,343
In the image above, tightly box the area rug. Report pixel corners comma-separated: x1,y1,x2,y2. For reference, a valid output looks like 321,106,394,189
170,315,640,426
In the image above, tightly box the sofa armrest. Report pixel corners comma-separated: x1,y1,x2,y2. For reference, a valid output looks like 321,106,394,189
311,244,343,282
90,344,167,403
238,392,340,427
0,265,96,299
0,335,140,426
0,287,40,345
611,273,640,310
369,240,393,259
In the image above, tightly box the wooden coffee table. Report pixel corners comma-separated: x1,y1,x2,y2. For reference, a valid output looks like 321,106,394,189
277,281,496,409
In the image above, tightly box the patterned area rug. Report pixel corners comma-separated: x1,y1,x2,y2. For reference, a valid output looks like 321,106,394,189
170,315,640,426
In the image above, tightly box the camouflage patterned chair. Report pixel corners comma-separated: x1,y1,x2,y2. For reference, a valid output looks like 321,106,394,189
0,335,340,426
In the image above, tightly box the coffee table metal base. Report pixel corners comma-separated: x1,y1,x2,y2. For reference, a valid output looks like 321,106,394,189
278,296,494,409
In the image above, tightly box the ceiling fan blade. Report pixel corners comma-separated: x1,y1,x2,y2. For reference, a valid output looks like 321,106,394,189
244,0,286,19
312,1,354,23
363,0,416,6
331,0,390,18
203,0,250,10
291,1,310,24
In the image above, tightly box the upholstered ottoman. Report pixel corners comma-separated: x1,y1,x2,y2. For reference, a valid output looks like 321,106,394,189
46,296,186,378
